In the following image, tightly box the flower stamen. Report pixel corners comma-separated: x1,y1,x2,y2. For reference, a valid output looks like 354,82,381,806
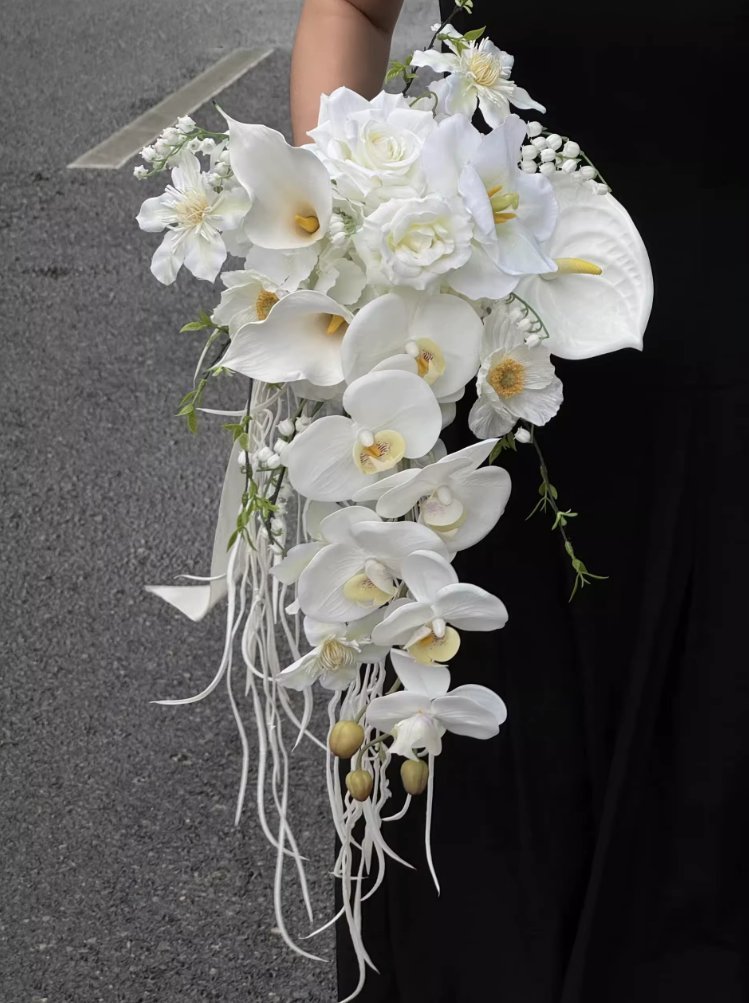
255,289,279,320
488,357,526,398
295,213,320,234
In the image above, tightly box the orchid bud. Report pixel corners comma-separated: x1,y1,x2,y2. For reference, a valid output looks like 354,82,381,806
401,759,429,796
278,418,295,437
546,133,563,151
345,769,374,802
527,121,543,138
562,140,580,158
514,427,532,444
329,720,365,758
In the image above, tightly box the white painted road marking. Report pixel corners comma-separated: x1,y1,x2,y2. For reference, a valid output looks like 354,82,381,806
68,47,273,170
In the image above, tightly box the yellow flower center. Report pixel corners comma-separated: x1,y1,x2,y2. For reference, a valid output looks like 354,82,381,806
175,192,211,227
486,184,519,225
295,213,320,235
319,638,357,674
255,289,279,320
488,357,526,398
408,338,446,385
326,314,348,335
407,626,461,665
342,573,395,607
467,50,502,88
352,430,406,474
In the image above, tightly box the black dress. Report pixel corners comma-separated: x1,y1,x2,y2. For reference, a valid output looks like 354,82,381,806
338,2,749,1000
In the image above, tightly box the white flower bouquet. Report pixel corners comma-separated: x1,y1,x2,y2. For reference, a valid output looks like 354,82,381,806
135,6,652,998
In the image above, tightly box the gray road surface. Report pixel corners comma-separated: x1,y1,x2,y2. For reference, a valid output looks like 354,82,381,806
1,1,432,1000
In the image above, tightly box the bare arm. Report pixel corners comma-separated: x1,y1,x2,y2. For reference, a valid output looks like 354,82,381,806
290,0,405,144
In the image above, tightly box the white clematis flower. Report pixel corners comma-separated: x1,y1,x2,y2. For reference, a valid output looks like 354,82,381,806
514,172,654,359
219,290,352,386
354,439,512,552
285,369,442,502
372,550,507,665
278,609,388,691
224,115,332,249
136,152,251,284
412,32,544,127
308,87,435,203
341,291,482,403
297,514,450,623
354,193,473,292
469,306,563,437
366,650,507,759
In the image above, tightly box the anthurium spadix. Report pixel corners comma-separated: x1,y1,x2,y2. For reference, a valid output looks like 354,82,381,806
284,369,442,502
223,115,332,249
297,517,450,623
277,610,388,692
218,290,352,385
372,550,508,664
514,172,654,359
354,439,512,552
366,650,508,760
340,291,482,402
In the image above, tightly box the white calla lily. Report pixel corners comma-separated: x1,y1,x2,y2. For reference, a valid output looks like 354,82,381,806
219,290,352,386
515,172,654,359
224,116,332,249
285,370,442,502
278,609,389,692
341,291,482,401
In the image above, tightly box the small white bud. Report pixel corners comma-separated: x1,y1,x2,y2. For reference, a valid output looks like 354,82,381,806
187,138,202,153
562,140,580,158
514,427,532,444
161,127,180,144
330,231,347,248
237,451,250,470
521,161,538,174
140,145,157,163
527,121,543,138
539,162,556,176
531,136,548,150
256,445,273,463
206,172,220,187
540,148,556,163
295,416,311,433
545,133,562,151
524,333,542,348
579,165,597,180
154,139,171,157
357,430,375,448
266,453,282,469
199,138,216,154
517,317,532,332
593,182,611,195
521,144,539,160
270,517,285,535
218,148,231,164
133,165,148,179
278,418,295,437
273,438,288,456
509,307,526,323
176,115,196,134
431,617,447,639
561,158,579,174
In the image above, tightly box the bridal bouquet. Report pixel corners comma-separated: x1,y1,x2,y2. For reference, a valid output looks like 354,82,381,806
135,6,652,998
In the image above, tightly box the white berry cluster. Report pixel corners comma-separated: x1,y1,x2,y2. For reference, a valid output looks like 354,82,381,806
133,115,232,187
519,122,610,194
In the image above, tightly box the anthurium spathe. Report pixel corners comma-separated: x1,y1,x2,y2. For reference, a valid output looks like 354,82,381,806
284,369,442,502
297,517,450,623
514,172,654,359
371,550,508,664
366,650,507,759
340,291,482,402
354,439,512,552
218,290,352,386
223,115,332,249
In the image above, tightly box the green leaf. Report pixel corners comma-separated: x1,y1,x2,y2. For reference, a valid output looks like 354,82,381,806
462,26,486,41
180,320,208,332
186,409,198,434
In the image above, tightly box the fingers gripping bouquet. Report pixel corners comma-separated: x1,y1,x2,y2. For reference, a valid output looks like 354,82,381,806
135,5,652,997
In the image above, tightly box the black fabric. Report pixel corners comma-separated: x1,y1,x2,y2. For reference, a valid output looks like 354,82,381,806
337,3,749,1000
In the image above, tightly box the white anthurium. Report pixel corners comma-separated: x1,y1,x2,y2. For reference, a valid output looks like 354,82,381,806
298,517,450,623
353,439,512,552
277,609,389,692
308,87,435,202
366,649,508,760
136,152,251,285
412,31,544,127
271,501,361,586
224,115,332,249
219,290,353,386
422,114,558,300
284,369,442,502
514,172,654,359
371,550,508,665
340,291,482,402
469,306,563,437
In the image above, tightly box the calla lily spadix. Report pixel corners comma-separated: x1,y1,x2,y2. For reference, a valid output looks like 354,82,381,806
297,516,450,624
223,114,332,249
367,649,508,760
354,439,511,552
219,290,352,386
285,369,442,502
340,290,483,401
277,610,389,692
372,550,508,664
515,172,654,359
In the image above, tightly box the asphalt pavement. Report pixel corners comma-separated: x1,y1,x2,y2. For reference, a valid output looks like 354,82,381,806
1,2,432,1000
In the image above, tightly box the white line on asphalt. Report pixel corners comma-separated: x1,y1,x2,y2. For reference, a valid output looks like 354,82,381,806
68,47,273,170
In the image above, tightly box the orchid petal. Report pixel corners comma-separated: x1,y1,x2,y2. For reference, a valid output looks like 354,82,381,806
319,506,381,544
442,683,508,726
371,602,434,646
285,415,370,502
390,649,451,698
431,693,504,738
433,582,508,631
366,691,432,733
350,520,449,574
343,370,442,459
271,541,324,585
402,550,458,604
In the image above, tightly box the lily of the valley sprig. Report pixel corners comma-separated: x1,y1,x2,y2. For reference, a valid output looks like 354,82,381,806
135,8,653,999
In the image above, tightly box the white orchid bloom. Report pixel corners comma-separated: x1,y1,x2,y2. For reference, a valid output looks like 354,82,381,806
219,290,352,386
285,369,442,502
308,87,435,203
354,439,512,552
224,115,332,249
340,291,482,403
271,500,355,586
366,650,507,759
371,550,507,665
469,306,563,437
412,32,544,127
136,152,250,285
423,114,558,300
297,515,450,623
514,172,654,359
278,609,388,692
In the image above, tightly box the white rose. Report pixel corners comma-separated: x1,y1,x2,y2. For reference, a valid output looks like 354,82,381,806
354,194,473,291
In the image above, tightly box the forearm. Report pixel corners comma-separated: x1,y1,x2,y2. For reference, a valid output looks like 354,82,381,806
290,0,404,145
